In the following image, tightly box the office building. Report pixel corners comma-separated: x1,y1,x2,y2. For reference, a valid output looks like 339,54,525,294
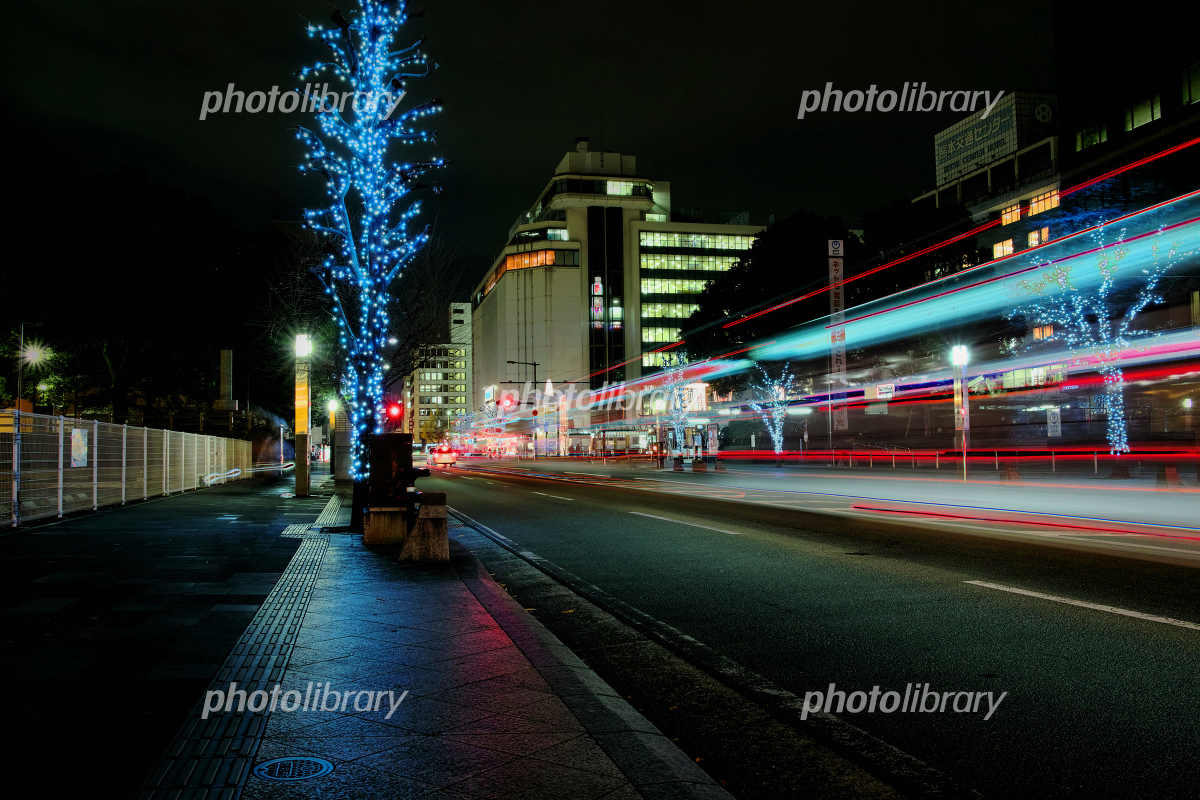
471,139,762,408
398,302,472,444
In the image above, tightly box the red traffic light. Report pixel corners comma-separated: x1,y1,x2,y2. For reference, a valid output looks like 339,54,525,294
531,409,538,417
386,403,403,419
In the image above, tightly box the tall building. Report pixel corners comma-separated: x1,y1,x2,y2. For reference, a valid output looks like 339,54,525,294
471,139,762,406
398,302,472,444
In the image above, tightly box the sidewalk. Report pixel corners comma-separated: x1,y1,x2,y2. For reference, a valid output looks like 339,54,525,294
148,484,730,800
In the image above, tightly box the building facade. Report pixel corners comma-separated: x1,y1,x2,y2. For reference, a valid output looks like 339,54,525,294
400,302,472,444
471,139,762,407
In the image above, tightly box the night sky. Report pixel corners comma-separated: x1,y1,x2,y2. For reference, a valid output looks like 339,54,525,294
8,1,1055,294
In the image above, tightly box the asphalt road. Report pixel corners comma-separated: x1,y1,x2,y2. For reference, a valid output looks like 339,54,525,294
426,462,1200,799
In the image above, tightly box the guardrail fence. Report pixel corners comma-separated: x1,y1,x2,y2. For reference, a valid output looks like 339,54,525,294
1,410,253,527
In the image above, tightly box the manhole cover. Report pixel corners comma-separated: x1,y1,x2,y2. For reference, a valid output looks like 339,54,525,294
253,756,334,781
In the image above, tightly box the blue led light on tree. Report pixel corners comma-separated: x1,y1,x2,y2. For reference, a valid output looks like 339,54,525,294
296,0,443,479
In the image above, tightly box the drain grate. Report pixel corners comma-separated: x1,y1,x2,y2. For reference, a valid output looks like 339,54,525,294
253,756,334,781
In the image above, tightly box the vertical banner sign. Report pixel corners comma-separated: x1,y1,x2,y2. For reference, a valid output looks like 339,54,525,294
1046,407,1062,438
953,376,970,431
828,240,848,431
295,360,310,436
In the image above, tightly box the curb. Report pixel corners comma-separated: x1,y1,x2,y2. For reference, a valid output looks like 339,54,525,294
449,531,734,799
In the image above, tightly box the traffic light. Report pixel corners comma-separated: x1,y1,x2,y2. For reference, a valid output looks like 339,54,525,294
531,409,538,417
386,403,403,419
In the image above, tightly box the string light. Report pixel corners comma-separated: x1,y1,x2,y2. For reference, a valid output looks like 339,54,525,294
748,362,796,455
1008,223,1188,454
296,0,443,479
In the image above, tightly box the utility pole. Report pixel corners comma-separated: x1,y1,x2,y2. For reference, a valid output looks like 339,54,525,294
12,323,23,527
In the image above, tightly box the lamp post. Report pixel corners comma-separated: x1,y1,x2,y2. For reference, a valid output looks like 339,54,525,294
951,345,970,481
295,334,313,497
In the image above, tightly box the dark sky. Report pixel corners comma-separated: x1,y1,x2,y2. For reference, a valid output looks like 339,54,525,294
7,1,1055,294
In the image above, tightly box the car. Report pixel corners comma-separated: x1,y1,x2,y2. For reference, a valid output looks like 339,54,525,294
430,445,457,467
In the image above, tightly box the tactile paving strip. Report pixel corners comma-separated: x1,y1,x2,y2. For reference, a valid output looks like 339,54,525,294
313,493,346,529
142,533,329,799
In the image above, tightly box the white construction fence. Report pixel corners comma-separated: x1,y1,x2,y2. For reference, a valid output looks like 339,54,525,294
1,410,254,527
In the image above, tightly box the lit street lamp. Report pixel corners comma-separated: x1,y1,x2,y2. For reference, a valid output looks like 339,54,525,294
951,345,970,481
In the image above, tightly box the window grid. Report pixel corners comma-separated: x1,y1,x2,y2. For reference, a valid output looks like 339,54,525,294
993,239,1014,258
641,327,681,343
1028,190,1059,216
641,303,700,319
640,278,710,295
639,231,755,250
640,254,740,272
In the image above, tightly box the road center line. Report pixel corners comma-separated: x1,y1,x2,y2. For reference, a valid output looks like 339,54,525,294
531,491,574,501
629,511,743,536
963,580,1200,631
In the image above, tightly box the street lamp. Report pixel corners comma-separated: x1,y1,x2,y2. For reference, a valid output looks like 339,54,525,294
950,345,970,481
294,334,312,497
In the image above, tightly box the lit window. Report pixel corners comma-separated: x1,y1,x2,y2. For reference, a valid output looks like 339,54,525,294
645,212,668,222
546,228,568,240
1028,190,1059,216
993,239,1014,258
641,303,699,319
641,327,680,343
607,180,634,196
640,278,710,295
640,254,740,272
1027,227,1050,247
1074,125,1107,152
1124,96,1161,131
639,231,755,250
1001,204,1021,226
1033,324,1054,340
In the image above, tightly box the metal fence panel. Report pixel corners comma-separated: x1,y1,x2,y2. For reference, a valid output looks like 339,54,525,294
147,428,164,497
0,412,13,524
97,422,124,507
170,431,184,494
126,426,144,503
63,419,93,515
3,410,255,527
16,414,59,523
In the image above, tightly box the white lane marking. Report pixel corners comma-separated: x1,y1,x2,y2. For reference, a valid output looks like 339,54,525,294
531,491,574,501
629,511,743,536
964,580,1200,631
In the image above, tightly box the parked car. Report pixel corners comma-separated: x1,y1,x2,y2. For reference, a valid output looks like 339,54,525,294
430,444,458,466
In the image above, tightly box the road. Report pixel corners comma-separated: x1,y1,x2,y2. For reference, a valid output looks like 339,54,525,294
426,459,1200,799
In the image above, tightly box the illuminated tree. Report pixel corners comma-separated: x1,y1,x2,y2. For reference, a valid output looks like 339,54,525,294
747,362,796,455
297,0,443,479
658,351,694,455
1008,224,1185,453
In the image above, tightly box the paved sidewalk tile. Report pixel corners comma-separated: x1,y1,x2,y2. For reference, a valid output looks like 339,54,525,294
243,513,731,800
